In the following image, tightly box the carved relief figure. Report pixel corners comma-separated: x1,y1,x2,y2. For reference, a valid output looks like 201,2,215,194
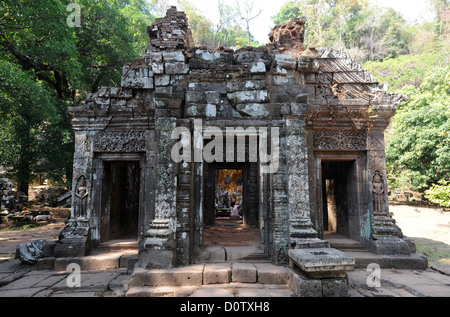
75,176,88,218
372,171,386,216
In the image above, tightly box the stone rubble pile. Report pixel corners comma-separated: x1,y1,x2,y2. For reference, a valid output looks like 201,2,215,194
0,178,14,214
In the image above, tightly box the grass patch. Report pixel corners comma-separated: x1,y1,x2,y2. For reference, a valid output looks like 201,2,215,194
0,252,15,262
414,238,450,266
5,222,42,231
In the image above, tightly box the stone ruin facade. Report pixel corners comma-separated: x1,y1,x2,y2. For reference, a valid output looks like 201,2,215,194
56,7,421,272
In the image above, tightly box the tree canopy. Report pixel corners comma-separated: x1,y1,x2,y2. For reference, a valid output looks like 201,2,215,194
0,0,156,192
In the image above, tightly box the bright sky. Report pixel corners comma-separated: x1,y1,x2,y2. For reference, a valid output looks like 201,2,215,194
168,0,435,44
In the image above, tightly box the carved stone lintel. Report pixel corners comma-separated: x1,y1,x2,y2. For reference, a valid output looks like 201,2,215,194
313,130,366,151
93,131,146,153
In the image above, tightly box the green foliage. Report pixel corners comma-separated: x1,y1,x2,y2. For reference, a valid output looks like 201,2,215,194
363,38,449,90
425,180,450,207
0,60,56,192
0,0,156,191
271,0,410,62
385,66,450,192
72,0,154,93
272,0,305,25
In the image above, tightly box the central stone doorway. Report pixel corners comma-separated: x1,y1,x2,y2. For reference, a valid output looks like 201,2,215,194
203,162,260,249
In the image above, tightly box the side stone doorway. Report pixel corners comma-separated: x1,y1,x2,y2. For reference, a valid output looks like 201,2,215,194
91,154,146,248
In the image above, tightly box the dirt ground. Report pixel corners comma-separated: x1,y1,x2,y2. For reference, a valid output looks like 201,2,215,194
389,204,450,266
0,221,66,259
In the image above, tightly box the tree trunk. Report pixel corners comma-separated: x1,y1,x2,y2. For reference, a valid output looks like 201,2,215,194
246,21,251,46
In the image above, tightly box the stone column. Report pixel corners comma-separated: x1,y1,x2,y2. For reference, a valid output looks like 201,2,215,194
142,118,179,269
285,119,328,249
367,129,411,255
54,131,93,257
175,119,192,266
271,122,289,265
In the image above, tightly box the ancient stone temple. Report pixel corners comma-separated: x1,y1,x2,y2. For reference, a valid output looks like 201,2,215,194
59,7,422,272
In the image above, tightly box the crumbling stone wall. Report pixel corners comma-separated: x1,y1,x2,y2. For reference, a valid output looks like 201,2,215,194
0,178,14,212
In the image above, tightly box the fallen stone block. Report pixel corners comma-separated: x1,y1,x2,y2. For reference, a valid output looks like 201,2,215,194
15,240,46,265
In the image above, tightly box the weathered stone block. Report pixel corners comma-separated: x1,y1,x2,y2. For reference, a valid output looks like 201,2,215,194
254,264,289,284
151,62,164,74
186,104,205,117
163,50,185,62
273,75,289,85
189,82,227,94
195,49,233,65
289,248,355,278
369,236,412,255
250,61,266,73
155,75,170,86
150,52,163,63
155,98,183,109
232,263,257,283
110,99,127,107
275,54,298,69
186,91,206,103
203,263,231,285
122,67,154,89
227,80,266,92
205,104,217,117
288,270,322,297
155,86,173,95
131,265,204,286
236,104,269,117
205,91,221,104
15,240,46,265
165,62,189,74
229,90,269,104
322,278,349,297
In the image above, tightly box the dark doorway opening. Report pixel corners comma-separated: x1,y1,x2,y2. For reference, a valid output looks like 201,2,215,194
101,161,140,243
321,160,359,240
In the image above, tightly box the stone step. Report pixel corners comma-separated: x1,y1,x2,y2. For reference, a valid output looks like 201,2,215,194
194,246,270,263
327,236,365,251
95,239,139,252
345,251,428,270
39,251,138,272
128,263,290,287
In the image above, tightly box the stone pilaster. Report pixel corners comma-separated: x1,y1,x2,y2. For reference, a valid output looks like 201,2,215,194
175,119,192,266
367,129,411,255
271,123,289,265
286,119,328,249
142,118,179,268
